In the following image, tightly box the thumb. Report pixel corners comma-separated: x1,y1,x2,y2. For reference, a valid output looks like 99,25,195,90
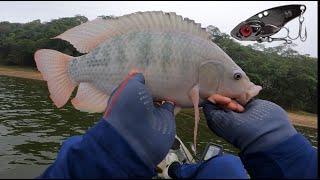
130,73,145,84
202,100,230,123
202,100,223,111
107,73,145,101
160,101,175,113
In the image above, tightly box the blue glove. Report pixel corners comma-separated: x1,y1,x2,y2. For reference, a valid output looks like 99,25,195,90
203,99,297,154
102,73,176,169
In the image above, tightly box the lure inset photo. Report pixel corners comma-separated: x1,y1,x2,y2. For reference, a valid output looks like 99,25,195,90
230,4,307,44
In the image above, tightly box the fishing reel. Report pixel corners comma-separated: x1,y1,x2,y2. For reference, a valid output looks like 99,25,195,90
155,138,224,178
231,4,307,44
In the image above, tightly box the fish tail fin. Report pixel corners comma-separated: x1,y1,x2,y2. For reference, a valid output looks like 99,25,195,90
34,49,77,108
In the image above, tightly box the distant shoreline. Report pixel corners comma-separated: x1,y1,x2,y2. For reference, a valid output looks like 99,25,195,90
0,65,317,129
0,65,43,81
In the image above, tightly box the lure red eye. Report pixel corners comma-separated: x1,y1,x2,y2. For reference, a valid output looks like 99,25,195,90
240,25,252,37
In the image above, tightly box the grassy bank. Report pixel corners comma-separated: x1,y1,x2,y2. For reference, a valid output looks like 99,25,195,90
0,65,317,129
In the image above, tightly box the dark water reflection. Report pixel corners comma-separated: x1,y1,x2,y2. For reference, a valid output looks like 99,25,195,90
0,76,318,178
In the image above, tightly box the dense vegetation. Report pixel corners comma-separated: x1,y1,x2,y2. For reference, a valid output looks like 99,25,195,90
0,16,317,113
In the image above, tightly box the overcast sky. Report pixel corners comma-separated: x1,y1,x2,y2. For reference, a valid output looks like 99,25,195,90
0,1,317,58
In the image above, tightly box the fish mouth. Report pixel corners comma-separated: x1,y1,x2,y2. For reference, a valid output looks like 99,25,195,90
236,84,263,106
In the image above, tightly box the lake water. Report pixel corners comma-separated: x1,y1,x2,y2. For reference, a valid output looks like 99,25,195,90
0,76,318,178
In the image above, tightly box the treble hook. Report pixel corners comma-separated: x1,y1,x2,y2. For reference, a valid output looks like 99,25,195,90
272,37,293,44
300,16,307,41
287,6,307,41
260,35,293,44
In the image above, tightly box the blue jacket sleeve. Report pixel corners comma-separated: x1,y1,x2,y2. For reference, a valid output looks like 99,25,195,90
239,133,318,179
37,119,156,178
170,154,248,179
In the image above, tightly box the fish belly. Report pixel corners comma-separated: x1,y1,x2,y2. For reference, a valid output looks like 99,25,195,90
68,31,211,107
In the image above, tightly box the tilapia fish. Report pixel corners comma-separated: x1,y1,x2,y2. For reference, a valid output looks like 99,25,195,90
34,11,262,154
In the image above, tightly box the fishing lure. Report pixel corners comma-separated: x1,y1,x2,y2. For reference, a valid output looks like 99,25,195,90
230,4,307,44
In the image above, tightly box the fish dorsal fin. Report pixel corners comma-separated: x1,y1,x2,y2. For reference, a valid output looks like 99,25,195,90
53,11,210,53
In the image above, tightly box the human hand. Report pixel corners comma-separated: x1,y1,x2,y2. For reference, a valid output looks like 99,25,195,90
102,73,176,169
202,98,297,154
207,94,245,112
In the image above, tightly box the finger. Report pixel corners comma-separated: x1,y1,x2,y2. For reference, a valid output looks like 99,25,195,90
230,99,245,112
130,73,145,84
161,101,175,113
128,69,141,76
237,104,245,112
108,73,141,99
202,100,223,111
208,94,232,105
221,100,244,112
105,73,146,111
221,103,237,111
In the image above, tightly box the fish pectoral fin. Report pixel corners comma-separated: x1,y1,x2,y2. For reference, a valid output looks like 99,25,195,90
71,83,109,113
188,85,200,154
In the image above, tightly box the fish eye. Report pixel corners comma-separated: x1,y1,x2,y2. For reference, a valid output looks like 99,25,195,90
234,73,242,80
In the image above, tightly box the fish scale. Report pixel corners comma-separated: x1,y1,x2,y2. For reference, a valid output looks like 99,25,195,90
69,31,209,107
34,11,262,155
